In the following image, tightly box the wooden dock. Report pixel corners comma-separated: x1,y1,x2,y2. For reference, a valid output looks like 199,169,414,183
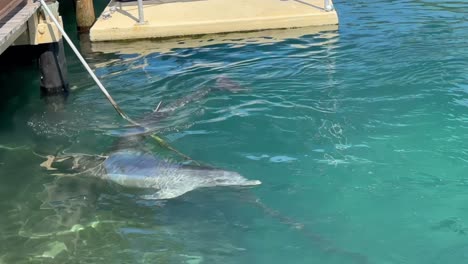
0,0,69,96
0,0,62,55
90,0,339,42
0,0,26,21
0,0,34,54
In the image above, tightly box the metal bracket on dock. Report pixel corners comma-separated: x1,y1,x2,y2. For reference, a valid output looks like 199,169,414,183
13,1,62,46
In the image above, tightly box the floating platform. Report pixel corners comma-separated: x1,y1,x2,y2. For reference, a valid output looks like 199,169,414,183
90,25,338,57
90,0,338,42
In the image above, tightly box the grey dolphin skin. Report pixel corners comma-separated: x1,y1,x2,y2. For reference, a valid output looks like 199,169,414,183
41,148,260,200
41,75,260,199
102,149,260,199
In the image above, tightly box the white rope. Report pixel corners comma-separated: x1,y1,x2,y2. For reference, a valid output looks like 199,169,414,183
38,0,139,126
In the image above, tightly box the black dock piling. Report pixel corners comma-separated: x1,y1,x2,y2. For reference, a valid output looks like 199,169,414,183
37,39,69,96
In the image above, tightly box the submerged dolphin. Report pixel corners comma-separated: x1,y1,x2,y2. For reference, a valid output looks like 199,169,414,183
41,76,260,199
100,148,260,199
41,146,260,200
108,75,247,137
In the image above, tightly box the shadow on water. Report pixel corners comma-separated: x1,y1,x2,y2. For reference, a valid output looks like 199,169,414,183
431,242,468,264
0,47,40,129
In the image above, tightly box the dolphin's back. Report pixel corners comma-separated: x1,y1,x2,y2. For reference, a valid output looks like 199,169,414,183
103,150,174,188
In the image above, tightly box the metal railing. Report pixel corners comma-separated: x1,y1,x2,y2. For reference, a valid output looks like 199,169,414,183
324,0,334,11
137,0,144,24
136,0,333,21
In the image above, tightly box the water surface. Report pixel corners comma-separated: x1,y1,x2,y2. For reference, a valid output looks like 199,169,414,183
1,0,468,263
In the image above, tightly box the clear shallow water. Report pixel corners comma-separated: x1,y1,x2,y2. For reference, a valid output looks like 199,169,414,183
1,0,468,263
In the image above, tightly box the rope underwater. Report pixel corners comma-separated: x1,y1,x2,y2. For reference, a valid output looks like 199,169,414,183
39,0,198,163
38,0,139,126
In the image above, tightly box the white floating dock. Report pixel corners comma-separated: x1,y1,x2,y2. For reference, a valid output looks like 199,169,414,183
90,25,339,57
90,0,338,42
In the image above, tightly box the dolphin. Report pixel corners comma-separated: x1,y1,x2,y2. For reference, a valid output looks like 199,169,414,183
41,146,260,200
107,75,246,137
103,148,260,199
41,75,260,199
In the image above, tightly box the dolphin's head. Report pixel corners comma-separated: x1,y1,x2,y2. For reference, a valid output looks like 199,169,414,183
203,170,261,187
141,169,261,200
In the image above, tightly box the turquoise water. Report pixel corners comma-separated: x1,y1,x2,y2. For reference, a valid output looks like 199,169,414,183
1,0,468,263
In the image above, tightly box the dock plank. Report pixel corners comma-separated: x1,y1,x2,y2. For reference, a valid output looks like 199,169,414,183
0,0,27,22
0,1,40,55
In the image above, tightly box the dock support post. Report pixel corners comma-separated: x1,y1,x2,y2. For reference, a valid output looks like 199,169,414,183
37,39,69,96
76,0,95,33
137,0,145,24
37,0,69,97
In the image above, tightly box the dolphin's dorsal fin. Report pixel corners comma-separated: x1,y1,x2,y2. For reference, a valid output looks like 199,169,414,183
153,101,163,112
